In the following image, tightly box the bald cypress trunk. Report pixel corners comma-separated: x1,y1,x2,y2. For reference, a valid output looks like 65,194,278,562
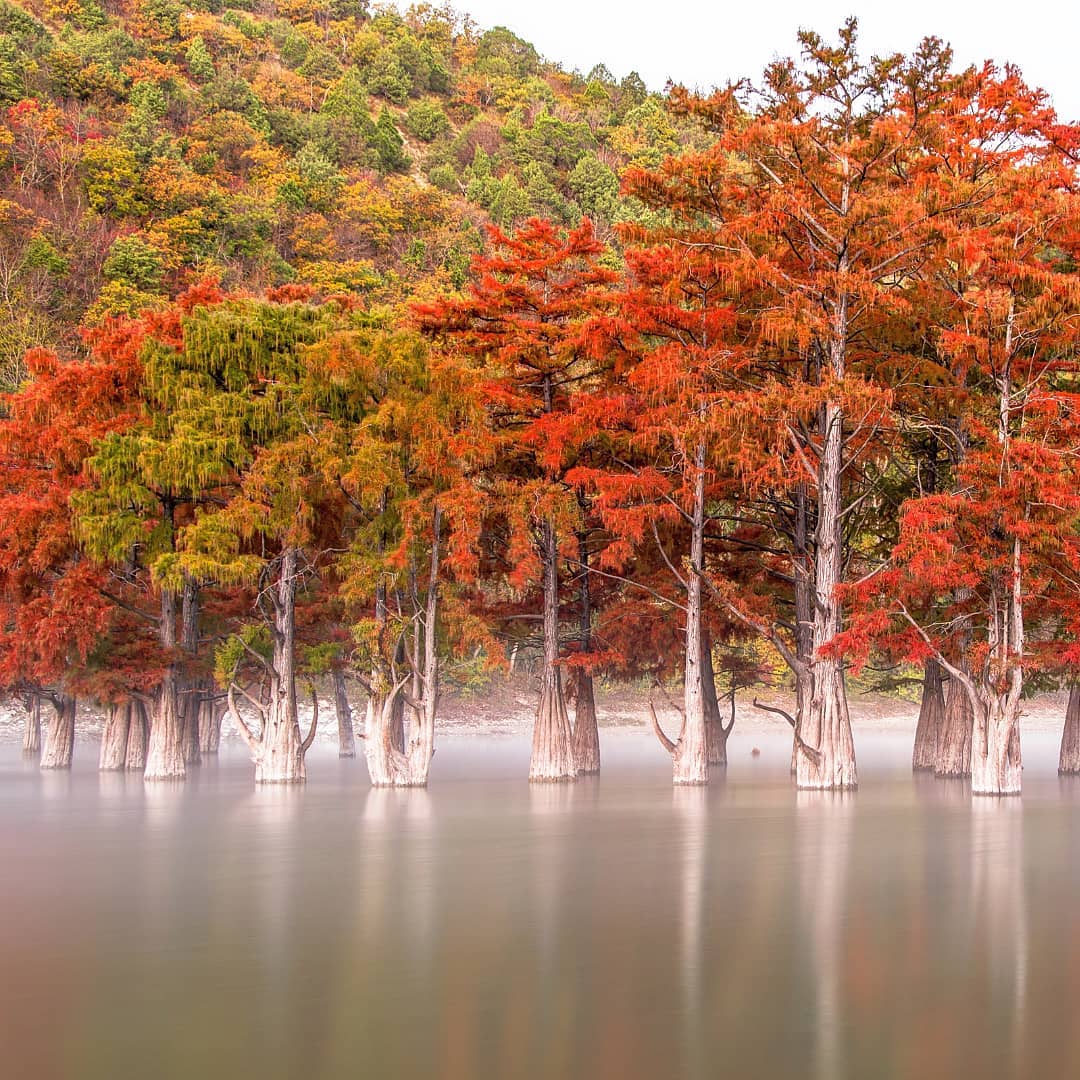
913,659,945,772
334,670,355,758
22,693,41,756
651,445,709,786
701,631,731,768
796,394,857,791
179,578,201,767
145,587,185,781
935,673,973,778
99,703,131,771
570,522,600,774
41,695,75,770
227,549,313,784
531,516,577,781
1059,686,1080,774
198,696,221,755
126,701,148,770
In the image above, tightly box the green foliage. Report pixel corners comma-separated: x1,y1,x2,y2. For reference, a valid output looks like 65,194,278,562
372,106,409,173
102,235,164,293
476,26,539,78
186,36,215,82
81,141,147,217
404,99,449,142
568,154,619,222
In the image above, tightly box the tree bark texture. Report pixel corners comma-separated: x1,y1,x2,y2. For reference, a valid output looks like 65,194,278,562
530,516,576,781
1059,686,1080,774
198,696,222,755
652,446,709,785
99,703,131,771
145,588,186,781
227,548,314,783
571,672,601,775
971,700,1022,796
126,700,148,770
334,670,355,758
796,397,857,791
40,695,75,770
912,659,945,772
701,631,734,768
935,674,973,778
22,693,41,756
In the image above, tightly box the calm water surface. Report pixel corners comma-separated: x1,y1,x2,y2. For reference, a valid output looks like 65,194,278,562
3,728,1080,1080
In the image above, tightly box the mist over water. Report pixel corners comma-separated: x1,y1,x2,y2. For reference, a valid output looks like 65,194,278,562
3,729,1080,1080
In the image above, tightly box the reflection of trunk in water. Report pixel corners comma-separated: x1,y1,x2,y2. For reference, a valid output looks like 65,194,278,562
798,790,852,1080
674,784,708,1078
970,797,1027,1075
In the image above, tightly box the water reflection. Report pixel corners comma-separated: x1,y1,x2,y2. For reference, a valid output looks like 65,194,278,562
1,738,1078,1080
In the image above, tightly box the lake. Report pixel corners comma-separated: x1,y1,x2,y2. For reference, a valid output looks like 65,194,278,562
2,726,1080,1079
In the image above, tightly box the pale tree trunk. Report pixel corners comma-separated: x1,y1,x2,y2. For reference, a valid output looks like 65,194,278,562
935,673,973,777
126,701,148,770
1059,686,1080,774
22,693,41,756
40,694,76,770
570,521,600,774
227,548,315,784
968,350,1024,799
334,670,355,758
531,516,577,781
99,703,131,771
792,483,814,774
145,588,185,781
364,507,443,787
971,697,1022,796
256,548,306,783
797,394,857,791
653,446,708,785
912,659,945,772
198,696,222,755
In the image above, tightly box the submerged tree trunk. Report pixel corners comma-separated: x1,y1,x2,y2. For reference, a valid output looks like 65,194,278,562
701,631,733,768
198,696,222,755
99,703,131,771
797,396,856,791
181,688,202,767
364,507,443,788
22,693,41,756
228,548,315,784
530,516,576,782
1059,686,1080,774
792,483,814,775
571,672,600,775
570,519,600,774
971,699,1022,796
653,446,708,785
145,588,186,781
179,578,201,767
913,659,945,772
334,670,355,758
126,701,148,770
40,695,76,770
936,674,973,778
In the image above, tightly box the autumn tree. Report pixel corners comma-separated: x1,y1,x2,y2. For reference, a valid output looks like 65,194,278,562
841,65,1080,795
419,218,617,781
0,328,143,768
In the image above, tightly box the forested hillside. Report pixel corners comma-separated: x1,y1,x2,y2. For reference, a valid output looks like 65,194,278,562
0,0,696,382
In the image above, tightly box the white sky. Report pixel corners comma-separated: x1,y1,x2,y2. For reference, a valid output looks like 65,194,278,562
452,1,1080,122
